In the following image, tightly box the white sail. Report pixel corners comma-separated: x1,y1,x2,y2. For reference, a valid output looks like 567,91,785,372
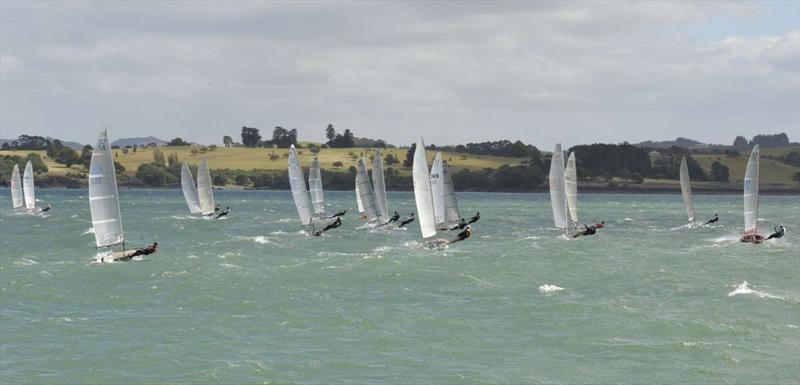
413,139,436,239
22,161,36,210
10,164,23,209
355,178,365,214
679,156,696,224
197,158,215,215
89,129,124,247
743,145,760,236
430,152,446,225
288,145,313,226
442,159,460,224
565,152,578,226
372,150,389,222
181,162,202,214
309,157,325,217
548,144,568,229
356,158,379,223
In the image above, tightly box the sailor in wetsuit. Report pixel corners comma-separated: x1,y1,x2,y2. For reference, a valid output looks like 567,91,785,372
467,212,480,225
40,204,51,212
449,226,472,244
704,213,719,225
398,213,415,228
446,218,467,231
573,224,597,238
215,207,230,218
314,217,342,236
388,211,400,223
331,210,347,218
767,225,785,240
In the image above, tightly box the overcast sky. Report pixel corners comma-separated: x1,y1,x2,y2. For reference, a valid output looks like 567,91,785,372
1,1,798,149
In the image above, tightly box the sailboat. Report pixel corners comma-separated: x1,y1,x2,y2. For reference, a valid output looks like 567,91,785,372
548,143,569,233
372,149,389,223
564,152,578,230
430,152,461,230
197,158,216,216
10,164,23,210
309,156,325,219
356,158,379,224
413,139,448,248
180,162,202,214
741,145,764,243
679,156,697,227
288,145,313,229
90,129,153,262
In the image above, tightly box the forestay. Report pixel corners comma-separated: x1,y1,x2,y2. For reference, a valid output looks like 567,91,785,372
181,162,202,214
430,152,446,225
679,156,696,224
197,158,215,215
89,129,124,247
743,145,760,236
288,145,313,226
309,157,325,218
413,139,436,239
372,150,389,222
356,159,379,223
565,152,578,226
548,143,568,229
22,161,36,210
10,164,23,209
441,159,460,224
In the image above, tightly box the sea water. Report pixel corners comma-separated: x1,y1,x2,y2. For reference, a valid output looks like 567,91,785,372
1,189,798,384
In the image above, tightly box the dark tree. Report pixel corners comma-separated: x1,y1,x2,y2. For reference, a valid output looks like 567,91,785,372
750,133,790,148
168,137,190,146
710,161,729,182
241,126,262,147
733,135,748,148
223,135,233,148
341,129,355,147
403,143,417,167
325,124,336,144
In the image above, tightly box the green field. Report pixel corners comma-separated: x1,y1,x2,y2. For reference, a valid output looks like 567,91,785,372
0,147,529,177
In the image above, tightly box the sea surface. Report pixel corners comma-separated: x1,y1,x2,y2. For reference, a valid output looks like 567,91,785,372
1,189,798,384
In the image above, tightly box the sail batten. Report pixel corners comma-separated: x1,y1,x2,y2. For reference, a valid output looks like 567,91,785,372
565,152,578,226
309,157,325,217
356,159,379,223
549,144,568,229
372,150,389,222
10,164,23,209
22,161,36,210
413,139,436,239
89,129,124,248
197,158,215,215
743,145,760,235
430,152,446,225
442,159,460,225
288,145,313,226
679,156,696,224
181,162,202,214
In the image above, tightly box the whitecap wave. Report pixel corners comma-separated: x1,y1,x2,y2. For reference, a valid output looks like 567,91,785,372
253,236,273,244
728,281,783,300
14,258,38,266
82,228,95,235
538,284,564,293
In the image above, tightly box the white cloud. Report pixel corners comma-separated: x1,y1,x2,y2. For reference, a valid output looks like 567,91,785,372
1,1,797,148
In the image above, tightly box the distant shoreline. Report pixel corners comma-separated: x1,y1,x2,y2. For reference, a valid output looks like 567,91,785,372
3,185,798,195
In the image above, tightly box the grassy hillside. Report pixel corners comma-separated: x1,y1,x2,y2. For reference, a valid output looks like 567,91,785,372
692,154,799,184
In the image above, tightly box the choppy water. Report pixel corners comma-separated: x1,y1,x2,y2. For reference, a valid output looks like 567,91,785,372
1,189,798,384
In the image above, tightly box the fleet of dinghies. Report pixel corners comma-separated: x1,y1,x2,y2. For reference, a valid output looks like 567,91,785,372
4,133,786,261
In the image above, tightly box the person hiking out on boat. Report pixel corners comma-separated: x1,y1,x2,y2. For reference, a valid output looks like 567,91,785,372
467,212,480,225
704,213,719,225
215,207,230,219
449,226,472,244
767,225,785,240
388,211,400,223
594,221,605,229
573,224,596,238
40,204,51,212
314,217,342,236
331,209,347,218
129,242,158,258
398,213,415,228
